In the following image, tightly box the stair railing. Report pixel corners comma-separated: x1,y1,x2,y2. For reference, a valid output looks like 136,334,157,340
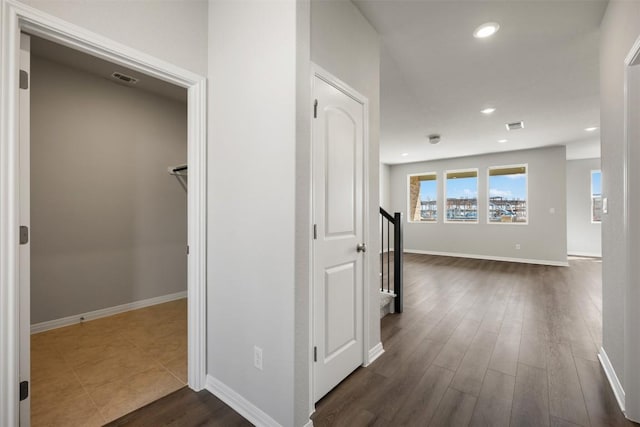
379,207,403,313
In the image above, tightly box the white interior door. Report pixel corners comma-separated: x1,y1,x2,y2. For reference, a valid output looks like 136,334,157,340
18,32,31,426
312,73,365,402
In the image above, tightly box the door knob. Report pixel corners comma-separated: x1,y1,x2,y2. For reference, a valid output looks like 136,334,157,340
357,243,367,253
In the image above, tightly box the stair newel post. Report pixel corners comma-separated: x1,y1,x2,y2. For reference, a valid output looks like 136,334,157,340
394,212,403,313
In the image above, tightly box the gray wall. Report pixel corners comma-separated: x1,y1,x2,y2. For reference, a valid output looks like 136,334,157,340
389,146,567,265
30,56,187,324
600,0,640,398
311,0,381,354
567,158,601,257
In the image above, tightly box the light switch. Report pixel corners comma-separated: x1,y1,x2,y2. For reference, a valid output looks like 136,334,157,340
549,207,555,214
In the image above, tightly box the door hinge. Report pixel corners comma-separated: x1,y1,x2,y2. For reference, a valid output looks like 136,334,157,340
313,99,318,118
313,346,317,362
19,226,29,245
187,245,189,255
19,70,28,90
313,224,317,240
19,381,28,401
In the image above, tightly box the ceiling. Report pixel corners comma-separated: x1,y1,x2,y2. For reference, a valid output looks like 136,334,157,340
353,0,607,164
30,36,187,104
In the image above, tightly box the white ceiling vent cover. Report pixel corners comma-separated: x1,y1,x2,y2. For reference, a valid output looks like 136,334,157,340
506,121,524,131
111,72,139,84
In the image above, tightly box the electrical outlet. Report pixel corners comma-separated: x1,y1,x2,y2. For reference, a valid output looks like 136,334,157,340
515,244,521,250
254,346,263,370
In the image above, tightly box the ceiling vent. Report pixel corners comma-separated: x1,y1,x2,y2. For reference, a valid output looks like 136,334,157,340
111,72,139,84
506,121,524,131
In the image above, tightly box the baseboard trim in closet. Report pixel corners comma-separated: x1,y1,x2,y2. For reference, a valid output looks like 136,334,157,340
30,290,187,334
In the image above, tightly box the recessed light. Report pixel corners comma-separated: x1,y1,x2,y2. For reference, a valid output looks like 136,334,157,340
474,22,500,39
481,107,496,115
401,153,409,157
585,127,598,132
498,139,508,143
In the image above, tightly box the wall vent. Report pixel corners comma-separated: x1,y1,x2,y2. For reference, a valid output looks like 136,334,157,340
111,72,138,84
505,121,524,131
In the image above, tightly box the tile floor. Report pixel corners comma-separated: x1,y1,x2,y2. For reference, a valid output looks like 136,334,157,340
31,298,187,426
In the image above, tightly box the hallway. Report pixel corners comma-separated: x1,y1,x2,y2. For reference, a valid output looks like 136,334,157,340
312,254,631,426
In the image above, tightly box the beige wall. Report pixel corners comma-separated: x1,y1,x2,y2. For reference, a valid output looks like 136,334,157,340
31,55,187,323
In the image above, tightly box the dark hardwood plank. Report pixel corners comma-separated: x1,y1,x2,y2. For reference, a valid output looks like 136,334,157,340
546,341,590,426
428,387,477,427
105,387,251,427
470,369,515,427
510,363,550,427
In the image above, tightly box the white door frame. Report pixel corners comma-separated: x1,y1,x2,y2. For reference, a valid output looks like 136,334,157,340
621,34,640,423
309,63,371,407
0,1,208,425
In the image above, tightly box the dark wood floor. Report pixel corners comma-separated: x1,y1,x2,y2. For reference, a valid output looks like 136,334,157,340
107,254,634,427
105,387,251,426
312,254,634,427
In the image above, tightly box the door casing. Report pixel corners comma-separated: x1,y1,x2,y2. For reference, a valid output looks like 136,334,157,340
0,1,208,425
309,63,372,407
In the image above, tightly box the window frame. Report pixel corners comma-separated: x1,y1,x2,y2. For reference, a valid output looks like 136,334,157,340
591,169,602,224
407,172,439,223
486,163,529,226
444,168,479,224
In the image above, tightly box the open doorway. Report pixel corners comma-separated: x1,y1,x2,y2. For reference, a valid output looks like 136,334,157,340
24,33,189,424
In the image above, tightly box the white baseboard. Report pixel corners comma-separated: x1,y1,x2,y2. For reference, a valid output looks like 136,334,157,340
598,347,626,414
30,291,187,334
206,375,282,427
302,421,314,427
568,251,602,258
365,342,384,367
404,249,569,267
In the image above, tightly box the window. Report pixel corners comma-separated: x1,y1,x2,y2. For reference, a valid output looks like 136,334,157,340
445,169,478,223
488,165,527,224
408,173,437,222
592,170,602,223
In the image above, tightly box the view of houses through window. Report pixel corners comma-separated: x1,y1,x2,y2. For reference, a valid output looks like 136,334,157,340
408,173,437,222
592,170,602,223
488,165,528,223
445,170,478,222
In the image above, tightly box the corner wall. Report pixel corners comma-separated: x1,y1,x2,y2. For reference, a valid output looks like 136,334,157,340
311,0,381,356
389,146,567,265
600,0,640,418
566,158,601,257
207,1,299,425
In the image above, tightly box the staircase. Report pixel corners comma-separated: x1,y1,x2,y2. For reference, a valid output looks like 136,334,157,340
380,208,403,318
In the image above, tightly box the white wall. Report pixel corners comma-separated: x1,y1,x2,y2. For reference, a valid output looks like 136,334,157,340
600,0,640,413
389,146,568,265
311,0,381,355
207,1,299,426
30,55,187,324
22,0,207,75
380,163,391,211
566,158,601,257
